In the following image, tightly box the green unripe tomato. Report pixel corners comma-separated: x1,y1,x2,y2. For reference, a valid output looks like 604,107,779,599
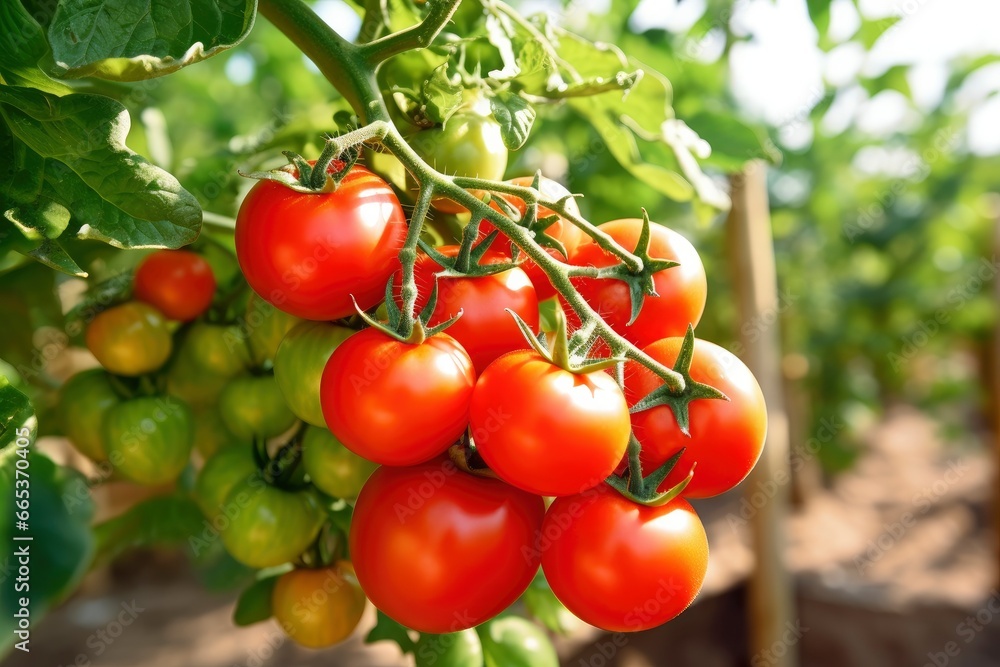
60,369,121,461
102,396,194,485
183,322,249,378
220,479,325,568
415,629,485,667
410,96,508,214
218,374,297,440
245,292,301,368
477,616,558,667
274,321,353,427
191,407,240,459
194,445,260,518
301,427,377,499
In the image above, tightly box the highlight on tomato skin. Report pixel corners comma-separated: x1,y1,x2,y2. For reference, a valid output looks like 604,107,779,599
234,165,408,321
625,336,768,499
349,459,546,634
319,328,477,466
539,488,709,633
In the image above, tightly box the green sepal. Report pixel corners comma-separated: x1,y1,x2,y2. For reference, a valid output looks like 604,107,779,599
629,325,729,435
604,446,694,506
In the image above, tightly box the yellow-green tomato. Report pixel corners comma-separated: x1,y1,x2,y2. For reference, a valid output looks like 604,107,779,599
218,374,297,440
85,302,172,376
272,562,367,648
194,445,260,518
301,427,377,499
274,321,354,427
60,369,121,461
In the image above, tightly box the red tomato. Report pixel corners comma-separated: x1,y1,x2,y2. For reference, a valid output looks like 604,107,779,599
350,460,545,633
235,165,407,320
399,245,538,373
477,176,583,300
541,488,708,632
469,350,630,496
320,328,476,466
571,218,706,347
133,250,216,321
626,337,767,498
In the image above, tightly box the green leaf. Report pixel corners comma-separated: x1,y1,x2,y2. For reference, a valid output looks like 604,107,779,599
489,91,536,150
0,1,71,94
684,109,781,171
92,494,204,565
857,17,900,49
0,86,201,249
46,0,257,82
0,445,95,655
233,573,282,626
521,575,576,635
366,610,417,654
22,239,86,277
806,0,832,40
0,375,33,450
422,64,464,125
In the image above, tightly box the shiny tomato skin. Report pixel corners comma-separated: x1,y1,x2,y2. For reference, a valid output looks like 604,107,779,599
86,302,172,376
320,329,476,466
235,165,407,320
469,350,630,496
272,562,367,648
133,250,216,322
60,369,121,461
626,337,767,498
301,426,377,499
541,489,708,632
402,245,538,373
350,460,545,633
477,176,583,300
102,395,194,486
571,219,706,347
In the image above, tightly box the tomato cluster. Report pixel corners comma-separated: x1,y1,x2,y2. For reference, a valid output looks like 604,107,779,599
61,155,766,653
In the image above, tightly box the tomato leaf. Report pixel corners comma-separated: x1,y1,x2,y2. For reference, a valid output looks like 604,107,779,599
0,445,95,655
366,610,417,654
233,573,282,627
92,494,204,565
0,375,33,451
422,64,464,125
0,1,71,94
44,0,257,82
0,86,201,252
489,91,536,151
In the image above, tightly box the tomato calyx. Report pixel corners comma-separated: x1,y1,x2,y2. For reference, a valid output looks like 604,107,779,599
238,136,359,193
629,326,729,435
256,423,309,489
353,274,461,345
589,211,680,325
485,172,572,260
510,303,623,374
417,232,520,279
605,441,695,506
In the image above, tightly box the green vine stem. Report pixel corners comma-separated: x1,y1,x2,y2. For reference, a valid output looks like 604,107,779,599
256,0,686,394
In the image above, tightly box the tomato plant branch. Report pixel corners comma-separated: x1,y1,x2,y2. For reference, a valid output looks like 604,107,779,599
261,0,686,392
360,0,464,65
399,185,435,338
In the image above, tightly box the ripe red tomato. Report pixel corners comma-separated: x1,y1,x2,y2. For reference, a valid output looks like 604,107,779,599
477,176,582,300
469,350,630,496
350,460,545,633
541,489,708,632
320,328,476,466
400,245,538,372
133,250,216,321
626,337,767,498
571,218,706,347
235,165,407,320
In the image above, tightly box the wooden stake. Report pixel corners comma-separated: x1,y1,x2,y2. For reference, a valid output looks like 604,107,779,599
726,162,798,667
